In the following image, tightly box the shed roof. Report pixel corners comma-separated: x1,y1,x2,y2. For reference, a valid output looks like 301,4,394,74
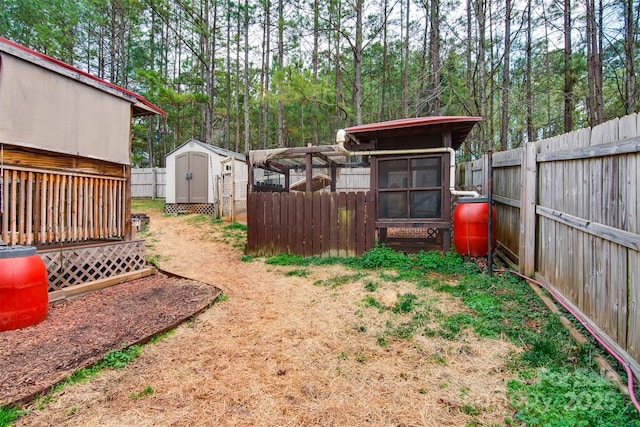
344,116,482,150
0,37,165,117
167,139,246,162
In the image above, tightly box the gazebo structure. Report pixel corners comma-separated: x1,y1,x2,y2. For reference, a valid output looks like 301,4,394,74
246,116,482,257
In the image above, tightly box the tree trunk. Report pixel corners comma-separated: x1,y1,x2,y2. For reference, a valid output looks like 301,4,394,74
563,0,573,132
277,0,285,147
354,0,364,124
312,0,319,145
500,0,510,151
226,0,233,149
402,0,410,117
380,0,388,121
427,0,441,115
243,0,250,153
235,3,241,153
623,0,636,114
525,0,534,142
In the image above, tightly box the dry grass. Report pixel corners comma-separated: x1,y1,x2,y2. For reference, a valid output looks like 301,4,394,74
16,211,519,426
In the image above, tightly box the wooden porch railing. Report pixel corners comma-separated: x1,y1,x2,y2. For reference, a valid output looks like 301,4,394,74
1,167,127,246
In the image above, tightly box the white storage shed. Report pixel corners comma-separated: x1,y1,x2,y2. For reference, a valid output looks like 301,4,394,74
165,139,247,217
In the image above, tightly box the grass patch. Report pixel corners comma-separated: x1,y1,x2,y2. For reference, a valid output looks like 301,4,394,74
0,405,25,427
131,199,165,214
221,222,247,250
285,268,310,277
129,385,154,400
314,272,367,288
508,369,640,426
42,345,142,399
145,253,166,268
148,328,177,344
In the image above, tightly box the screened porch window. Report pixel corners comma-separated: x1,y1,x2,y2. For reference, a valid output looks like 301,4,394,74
377,156,443,219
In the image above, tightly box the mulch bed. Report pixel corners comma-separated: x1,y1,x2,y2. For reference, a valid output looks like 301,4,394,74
0,271,220,406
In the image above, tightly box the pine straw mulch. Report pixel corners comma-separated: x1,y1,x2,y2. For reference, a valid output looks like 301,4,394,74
0,271,220,406
10,211,522,426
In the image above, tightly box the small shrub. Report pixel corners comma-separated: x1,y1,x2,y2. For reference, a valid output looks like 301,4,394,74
364,281,378,292
352,245,413,270
102,345,142,369
392,293,418,313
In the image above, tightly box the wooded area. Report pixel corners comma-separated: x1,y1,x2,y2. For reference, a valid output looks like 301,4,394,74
1,0,638,163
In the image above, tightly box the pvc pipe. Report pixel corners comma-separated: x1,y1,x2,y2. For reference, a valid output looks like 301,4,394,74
496,269,640,413
337,143,481,198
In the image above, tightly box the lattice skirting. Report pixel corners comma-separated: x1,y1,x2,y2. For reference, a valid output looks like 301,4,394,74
381,226,449,253
164,203,215,215
39,241,146,292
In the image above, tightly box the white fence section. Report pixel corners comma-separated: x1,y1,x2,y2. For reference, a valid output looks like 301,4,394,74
131,168,166,198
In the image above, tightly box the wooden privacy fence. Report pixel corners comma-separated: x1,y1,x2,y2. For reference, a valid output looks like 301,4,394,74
457,113,640,378
1,167,127,246
247,191,376,257
131,167,166,199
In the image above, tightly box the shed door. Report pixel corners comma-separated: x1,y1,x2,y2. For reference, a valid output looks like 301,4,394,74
175,153,190,203
175,151,208,203
189,152,208,203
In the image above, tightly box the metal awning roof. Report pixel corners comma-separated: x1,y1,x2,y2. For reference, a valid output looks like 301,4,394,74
0,37,166,117
344,116,482,150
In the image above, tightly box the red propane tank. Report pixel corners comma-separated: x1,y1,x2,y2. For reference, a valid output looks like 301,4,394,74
0,245,48,331
453,197,497,257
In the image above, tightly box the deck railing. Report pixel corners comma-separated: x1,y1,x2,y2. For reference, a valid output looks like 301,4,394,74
1,166,126,246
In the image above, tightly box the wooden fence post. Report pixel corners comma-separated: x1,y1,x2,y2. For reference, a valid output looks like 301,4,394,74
519,140,538,276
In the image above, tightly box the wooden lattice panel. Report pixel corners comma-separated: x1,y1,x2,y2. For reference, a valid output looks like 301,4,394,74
383,227,444,253
39,241,146,292
164,203,214,215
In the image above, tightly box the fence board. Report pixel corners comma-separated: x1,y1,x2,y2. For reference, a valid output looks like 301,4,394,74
246,191,375,258
458,113,640,373
338,192,347,257
272,192,281,255
329,194,338,256
295,193,304,255
320,192,330,254
356,192,366,256
263,193,272,256
347,192,356,257
629,251,640,360
313,193,321,255
304,193,313,257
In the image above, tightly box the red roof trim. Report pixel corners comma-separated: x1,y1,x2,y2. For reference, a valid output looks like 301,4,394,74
344,116,483,134
0,37,166,117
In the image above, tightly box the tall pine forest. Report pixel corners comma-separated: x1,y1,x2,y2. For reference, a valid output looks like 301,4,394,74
1,0,638,165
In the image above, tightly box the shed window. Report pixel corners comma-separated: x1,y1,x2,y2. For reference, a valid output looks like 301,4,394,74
377,156,443,219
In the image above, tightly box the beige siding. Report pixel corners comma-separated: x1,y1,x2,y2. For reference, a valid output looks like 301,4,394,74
0,53,131,165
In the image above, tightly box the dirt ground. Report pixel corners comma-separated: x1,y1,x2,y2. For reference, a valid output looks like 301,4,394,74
1,271,220,406
11,209,521,426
